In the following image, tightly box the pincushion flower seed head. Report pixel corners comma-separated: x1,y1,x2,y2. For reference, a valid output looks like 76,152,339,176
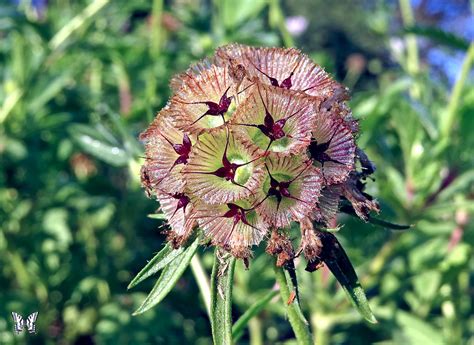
140,45,384,275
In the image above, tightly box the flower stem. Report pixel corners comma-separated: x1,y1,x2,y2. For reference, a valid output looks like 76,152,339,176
274,261,313,345
190,254,211,317
440,42,474,138
210,248,236,345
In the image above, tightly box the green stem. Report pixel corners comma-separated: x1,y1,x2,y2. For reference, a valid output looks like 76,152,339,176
249,318,263,345
150,0,163,59
190,254,211,317
210,248,236,345
399,0,420,98
312,313,331,345
211,0,225,44
268,0,294,47
49,0,109,50
440,42,474,138
274,261,313,345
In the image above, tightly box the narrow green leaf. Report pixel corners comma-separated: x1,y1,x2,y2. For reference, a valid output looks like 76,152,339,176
210,248,236,345
340,204,411,230
128,244,184,289
68,124,130,167
49,0,110,50
319,232,377,324
367,217,412,230
436,170,474,202
404,25,470,51
147,213,167,220
232,290,278,342
27,74,71,113
132,238,199,315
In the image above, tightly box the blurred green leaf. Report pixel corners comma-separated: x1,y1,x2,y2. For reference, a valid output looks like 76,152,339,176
27,74,72,113
221,0,266,29
436,170,474,202
404,25,470,51
132,238,199,315
68,124,130,167
42,208,72,248
147,213,167,220
396,311,444,344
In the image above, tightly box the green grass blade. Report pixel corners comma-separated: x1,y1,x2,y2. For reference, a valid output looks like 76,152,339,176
232,290,278,342
147,213,167,220
128,244,184,289
49,0,110,50
132,238,199,315
404,25,470,51
210,248,236,345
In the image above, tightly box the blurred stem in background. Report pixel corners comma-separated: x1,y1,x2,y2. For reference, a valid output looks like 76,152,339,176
399,0,420,99
441,42,474,140
150,0,164,60
190,254,212,317
268,0,294,47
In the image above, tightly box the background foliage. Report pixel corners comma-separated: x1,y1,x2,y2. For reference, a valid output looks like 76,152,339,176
0,0,473,344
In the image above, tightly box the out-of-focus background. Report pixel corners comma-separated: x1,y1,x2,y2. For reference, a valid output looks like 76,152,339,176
0,0,473,344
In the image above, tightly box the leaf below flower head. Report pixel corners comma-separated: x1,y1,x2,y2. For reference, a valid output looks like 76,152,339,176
318,231,377,324
340,203,411,230
127,243,184,289
132,238,200,315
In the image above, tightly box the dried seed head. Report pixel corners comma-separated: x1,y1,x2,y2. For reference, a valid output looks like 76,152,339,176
317,186,342,226
341,172,380,220
140,44,380,260
169,64,253,133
